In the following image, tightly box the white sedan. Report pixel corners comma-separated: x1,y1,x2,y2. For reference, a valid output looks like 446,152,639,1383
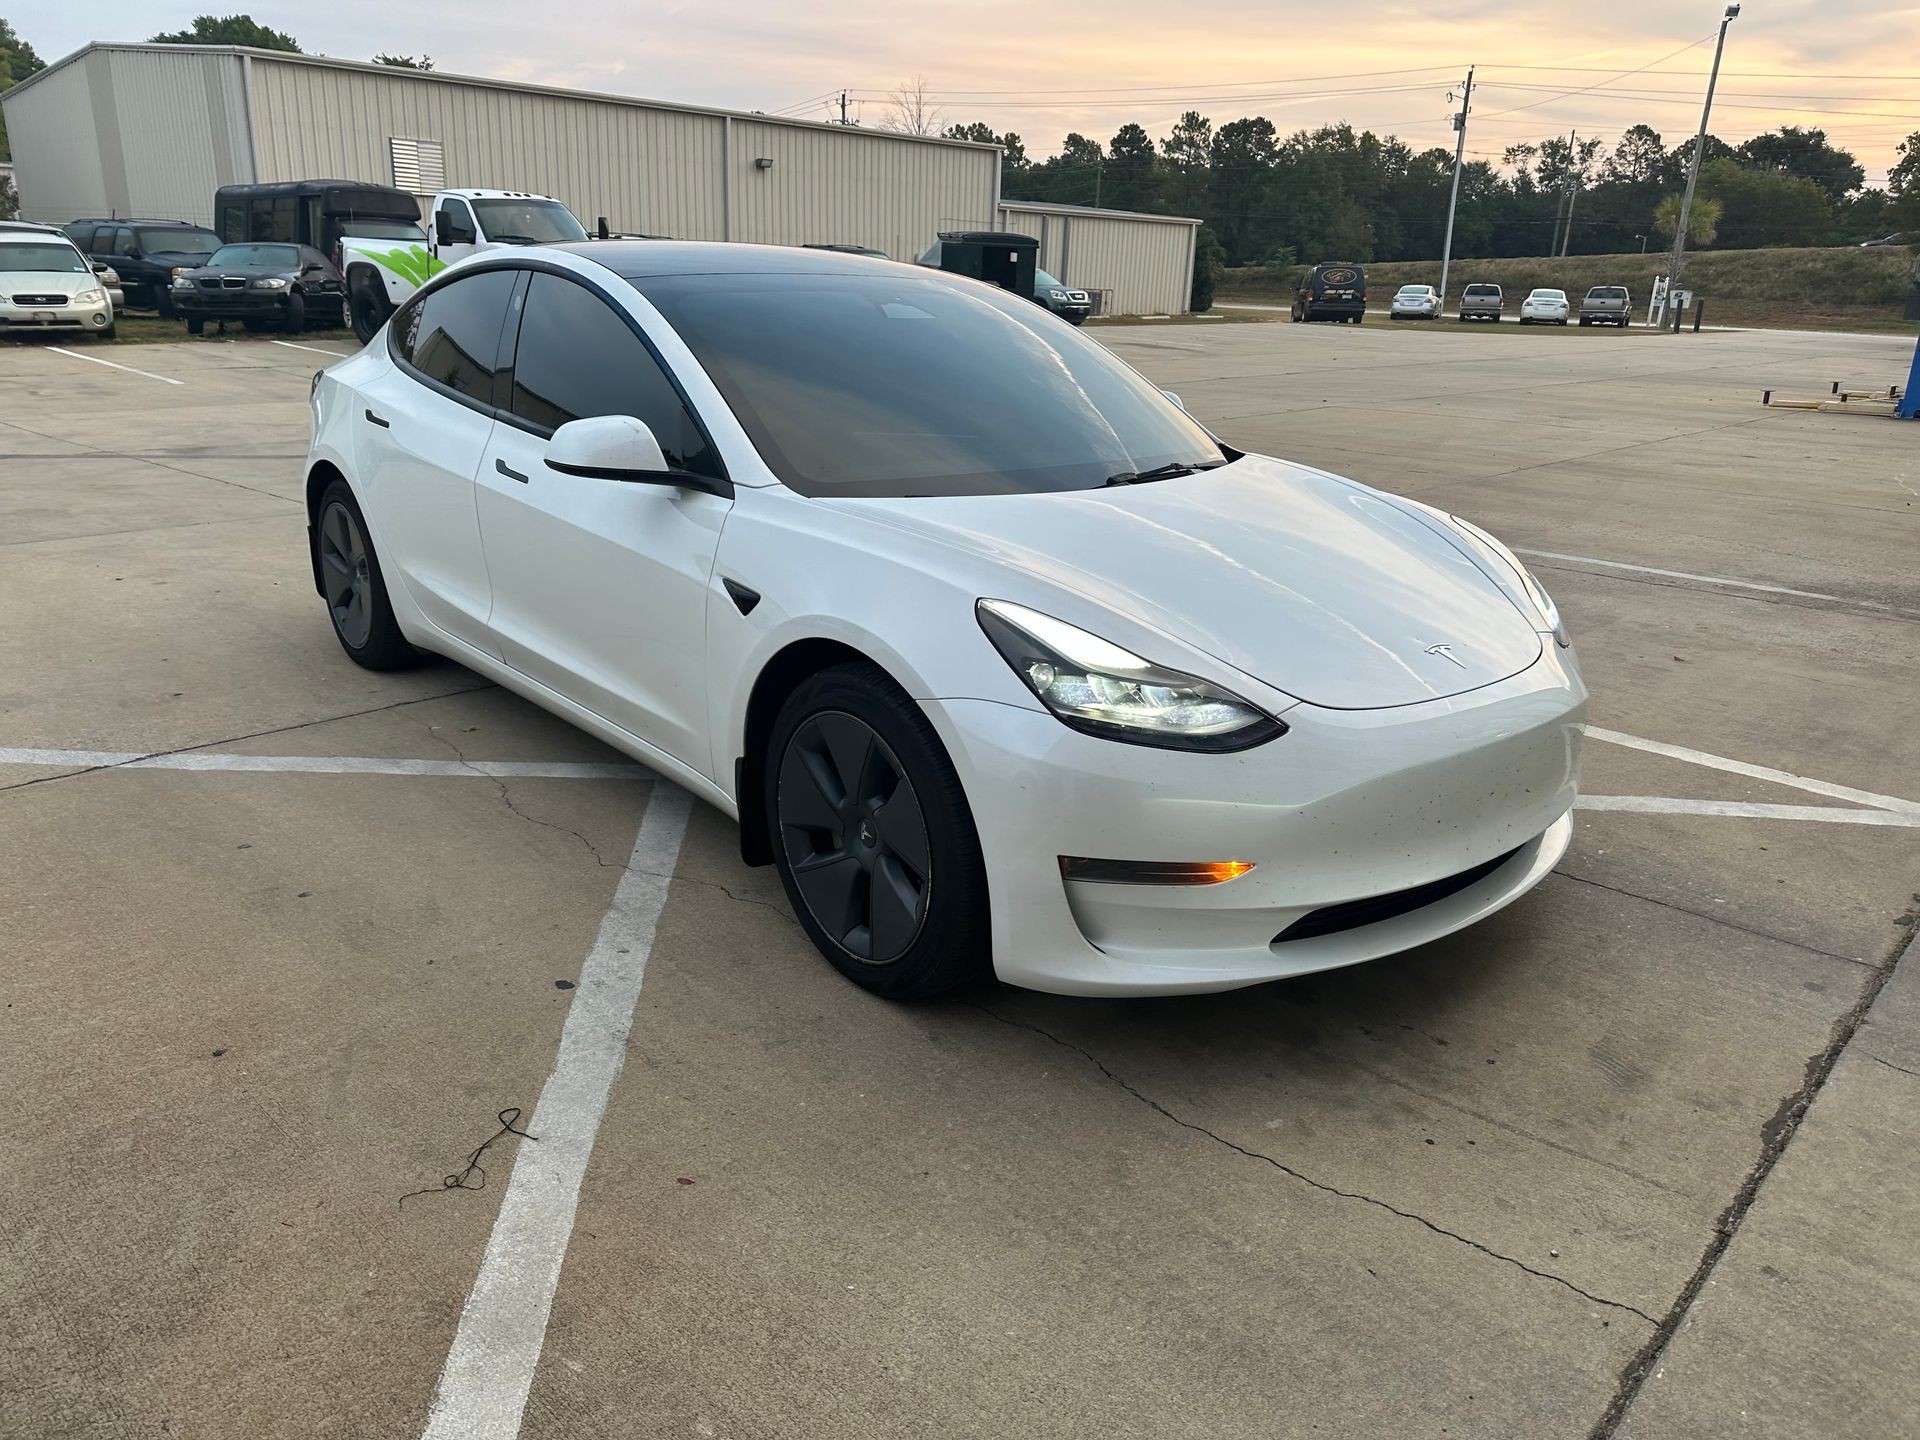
305,244,1585,999
1519,288,1571,325
1389,283,1442,319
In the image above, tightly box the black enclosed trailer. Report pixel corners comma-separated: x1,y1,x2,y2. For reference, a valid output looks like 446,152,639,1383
213,181,426,261
920,231,1038,298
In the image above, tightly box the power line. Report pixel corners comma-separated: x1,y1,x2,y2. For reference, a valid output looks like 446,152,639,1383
843,66,1464,98
1477,33,1719,118
843,82,1457,111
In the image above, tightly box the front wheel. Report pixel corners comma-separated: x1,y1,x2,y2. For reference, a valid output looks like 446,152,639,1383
350,276,395,345
766,664,991,1001
285,292,306,331
186,317,205,335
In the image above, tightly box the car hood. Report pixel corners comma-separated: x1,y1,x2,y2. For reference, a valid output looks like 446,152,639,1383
835,455,1545,710
186,264,298,280
0,270,98,295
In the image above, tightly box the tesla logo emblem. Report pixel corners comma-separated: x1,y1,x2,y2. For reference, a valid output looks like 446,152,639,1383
1425,643,1467,669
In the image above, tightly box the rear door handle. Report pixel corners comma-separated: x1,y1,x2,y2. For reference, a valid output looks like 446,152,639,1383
364,408,389,428
495,458,528,483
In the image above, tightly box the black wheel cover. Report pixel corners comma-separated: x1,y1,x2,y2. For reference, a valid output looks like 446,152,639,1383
777,711,932,965
318,500,374,648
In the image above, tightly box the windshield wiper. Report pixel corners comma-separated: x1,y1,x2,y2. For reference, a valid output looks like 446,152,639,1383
1103,459,1226,487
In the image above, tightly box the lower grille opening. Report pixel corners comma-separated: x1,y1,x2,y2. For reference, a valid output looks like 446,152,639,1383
1273,846,1522,944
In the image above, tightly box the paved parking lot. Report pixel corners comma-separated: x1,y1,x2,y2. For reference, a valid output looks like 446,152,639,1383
3,318,1917,1439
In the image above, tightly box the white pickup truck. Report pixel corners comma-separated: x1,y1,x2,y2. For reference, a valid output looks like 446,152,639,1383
342,188,591,342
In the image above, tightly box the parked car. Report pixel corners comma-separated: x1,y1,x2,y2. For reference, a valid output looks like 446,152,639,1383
63,219,221,313
0,229,116,339
171,242,346,333
90,261,125,311
1859,232,1914,247
1389,284,1441,320
1578,285,1632,327
1458,282,1503,322
1033,266,1091,325
305,241,1583,1001
1291,262,1367,323
1519,288,1570,325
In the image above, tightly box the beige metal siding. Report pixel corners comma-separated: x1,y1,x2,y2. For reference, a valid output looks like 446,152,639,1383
1,48,249,224
1000,204,1197,315
727,120,997,257
248,60,728,239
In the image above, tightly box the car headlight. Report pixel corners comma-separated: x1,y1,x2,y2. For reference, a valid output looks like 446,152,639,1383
252,277,290,290
977,599,1287,751
72,288,106,305
172,276,194,290
1049,288,1068,299
1447,516,1569,647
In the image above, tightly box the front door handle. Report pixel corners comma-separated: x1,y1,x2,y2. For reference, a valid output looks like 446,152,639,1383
495,458,528,483
364,408,389,428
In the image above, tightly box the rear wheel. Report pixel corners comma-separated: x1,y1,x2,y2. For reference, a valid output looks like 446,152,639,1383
315,480,423,671
766,664,990,1001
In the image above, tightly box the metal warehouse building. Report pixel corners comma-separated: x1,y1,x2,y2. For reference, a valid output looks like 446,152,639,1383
2,43,1199,314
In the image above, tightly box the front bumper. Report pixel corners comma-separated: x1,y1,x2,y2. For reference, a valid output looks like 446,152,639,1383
173,289,297,318
0,298,115,332
925,646,1586,995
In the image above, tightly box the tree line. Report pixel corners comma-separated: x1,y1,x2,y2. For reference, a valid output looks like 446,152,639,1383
944,114,1920,267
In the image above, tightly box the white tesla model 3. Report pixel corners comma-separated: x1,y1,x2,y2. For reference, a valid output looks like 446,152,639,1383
304,243,1585,1000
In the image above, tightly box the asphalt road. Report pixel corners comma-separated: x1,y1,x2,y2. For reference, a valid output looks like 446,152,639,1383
2,317,1916,1439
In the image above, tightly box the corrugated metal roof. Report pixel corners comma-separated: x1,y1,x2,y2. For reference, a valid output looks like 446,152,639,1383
4,43,1004,155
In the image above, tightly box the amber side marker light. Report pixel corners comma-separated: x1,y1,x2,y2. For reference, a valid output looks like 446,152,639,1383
1059,858,1255,886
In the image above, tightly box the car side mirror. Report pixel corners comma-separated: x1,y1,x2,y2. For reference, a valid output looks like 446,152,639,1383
434,212,475,246
544,415,731,497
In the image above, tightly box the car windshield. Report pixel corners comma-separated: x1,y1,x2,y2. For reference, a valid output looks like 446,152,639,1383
138,227,220,257
340,219,427,241
635,270,1224,498
1533,290,1566,300
1035,269,1070,289
1590,287,1627,298
1397,286,1430,296
0,242,88,273
209,244,299,268
1465,285,1498,295
470,200,587,244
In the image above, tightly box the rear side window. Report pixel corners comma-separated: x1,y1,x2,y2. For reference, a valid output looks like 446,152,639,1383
392,268,519,408
505,272,720,478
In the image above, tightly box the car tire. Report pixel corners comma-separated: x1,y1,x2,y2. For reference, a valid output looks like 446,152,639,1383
102,321,117,341
186,317,205,335
765,662,991,1002
350,278,394,346
315,480,425,672
285,293,306,332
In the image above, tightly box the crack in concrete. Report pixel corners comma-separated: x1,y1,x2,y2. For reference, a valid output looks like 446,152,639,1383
1553,870,1875,968
1588,924,1918,1437
0,686,495,796
1867,1054,1920,1082
412,719,797,923
973,1003,1658,1325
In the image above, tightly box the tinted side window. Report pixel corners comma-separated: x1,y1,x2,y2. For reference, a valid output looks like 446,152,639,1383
65,224,98,252
217,202,245,243
394,269,518,407
111,227,136,257
507,273,719,478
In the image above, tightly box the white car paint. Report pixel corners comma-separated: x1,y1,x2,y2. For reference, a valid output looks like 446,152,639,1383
305,243,1584,997
1520,288,1571,325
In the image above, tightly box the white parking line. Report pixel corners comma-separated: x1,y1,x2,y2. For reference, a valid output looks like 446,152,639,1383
1585,727,1920,817
0,747,648,780
1577,796,1920,827
419,784,692,1440
1514,549,1905,614
271,339,353,358
47,347,183,385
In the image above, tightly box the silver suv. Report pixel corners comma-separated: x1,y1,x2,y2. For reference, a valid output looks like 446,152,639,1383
1458,283,1503,322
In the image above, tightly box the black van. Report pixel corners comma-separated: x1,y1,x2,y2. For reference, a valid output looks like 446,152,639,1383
213,181,427,269
1291,261,1368,323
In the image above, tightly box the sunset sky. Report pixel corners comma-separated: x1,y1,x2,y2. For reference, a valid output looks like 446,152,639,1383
12,1,1919,184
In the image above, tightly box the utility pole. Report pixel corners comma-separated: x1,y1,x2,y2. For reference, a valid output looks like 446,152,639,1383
1559,130,1579,257
1437,66,1474,311
838,90,849,125
1668,5,1739,329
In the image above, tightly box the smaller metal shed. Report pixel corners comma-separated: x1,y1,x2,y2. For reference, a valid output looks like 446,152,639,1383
997,200,1200,316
